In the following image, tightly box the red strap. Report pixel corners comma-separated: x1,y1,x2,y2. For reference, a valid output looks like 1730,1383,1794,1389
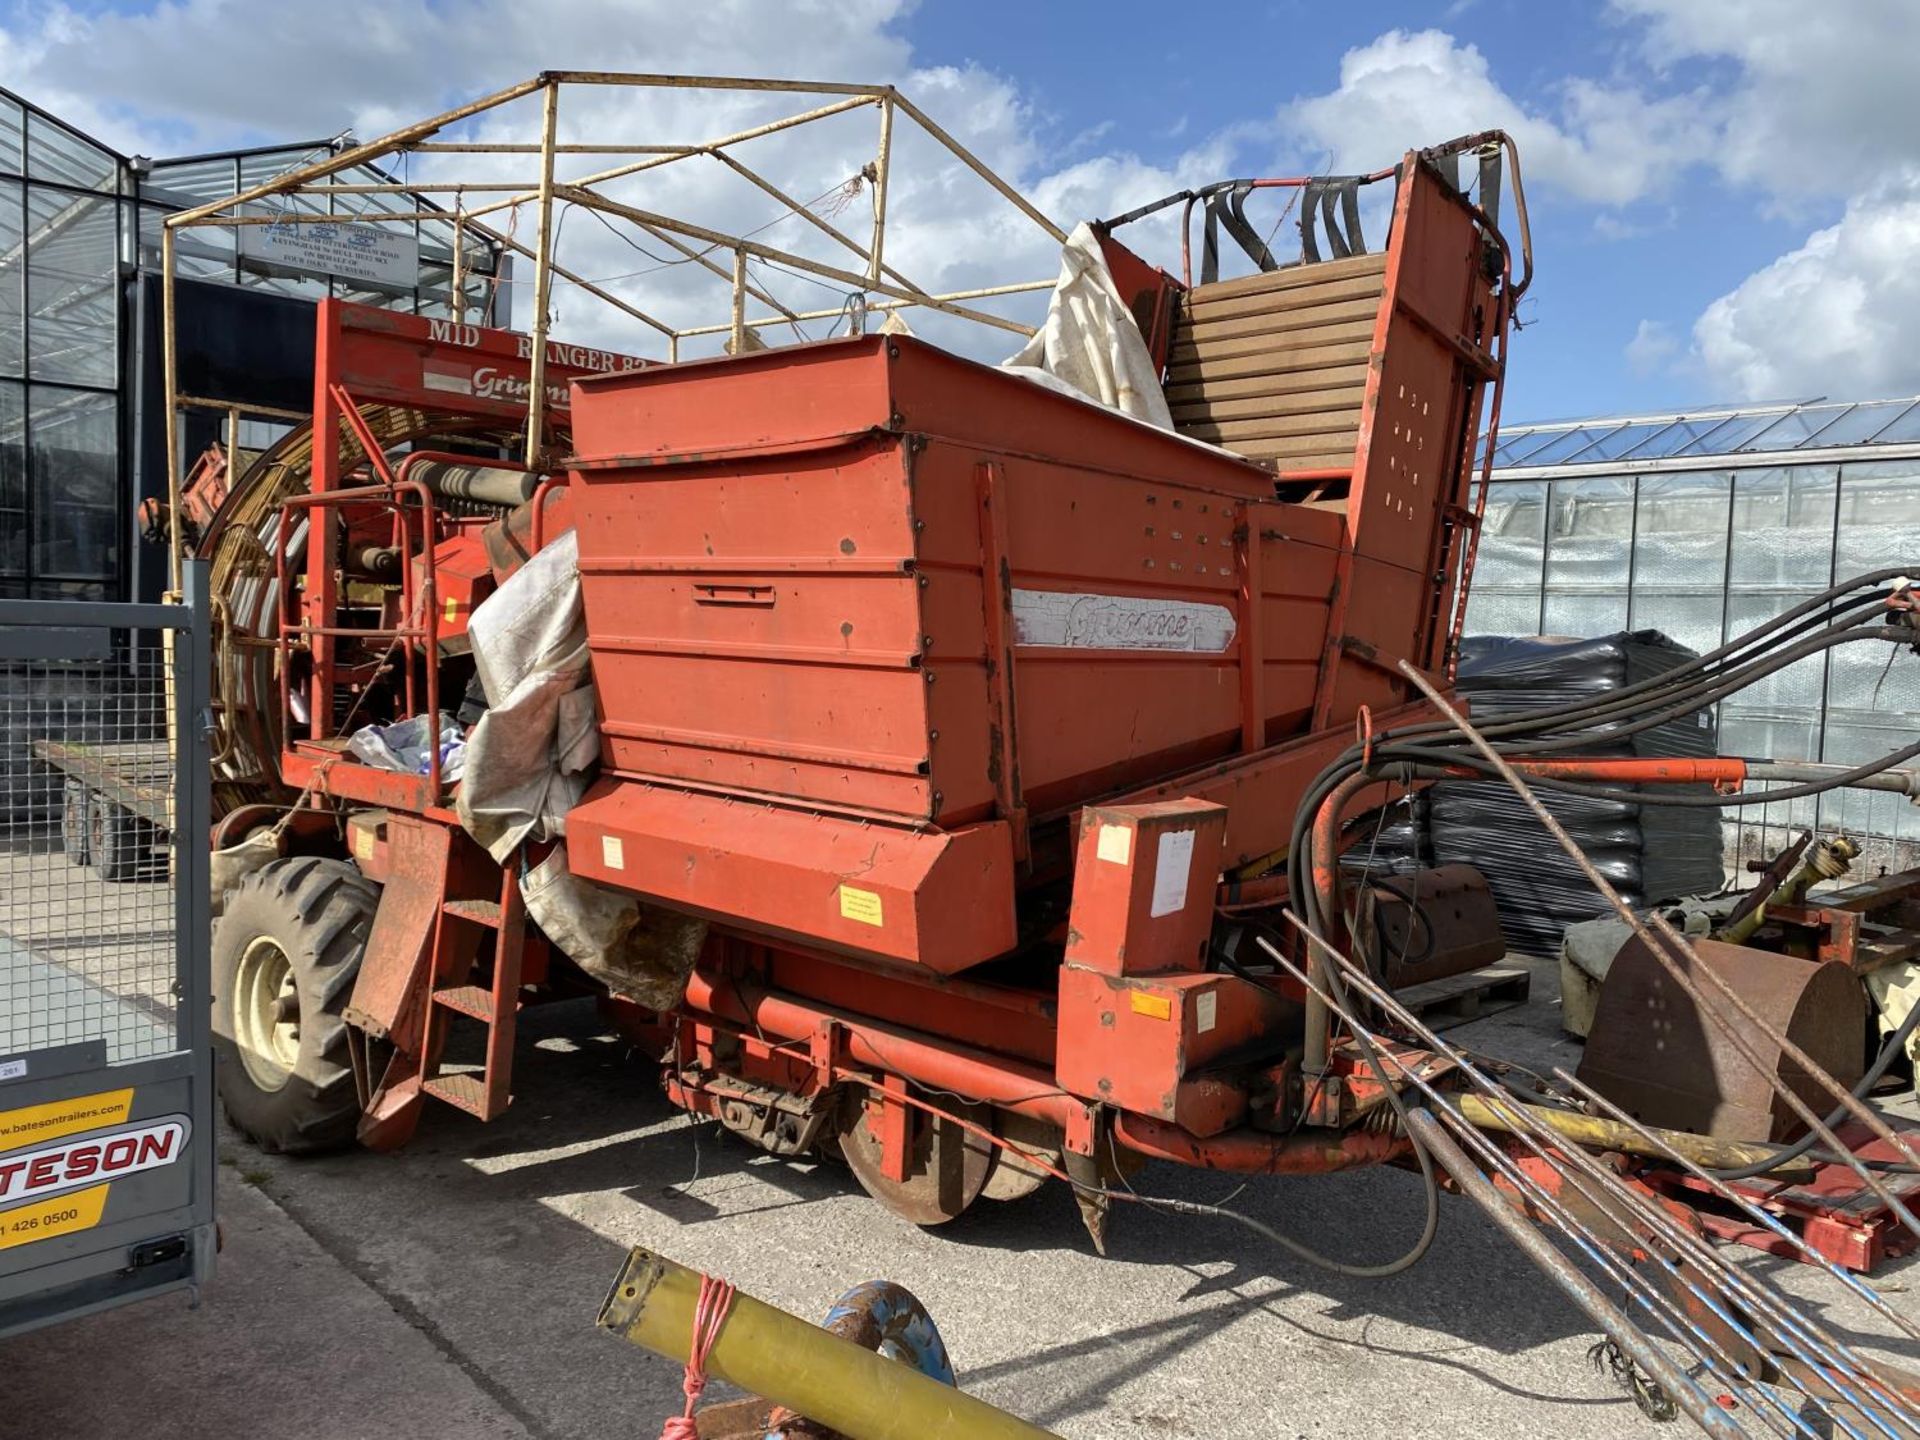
660,1273,737,1440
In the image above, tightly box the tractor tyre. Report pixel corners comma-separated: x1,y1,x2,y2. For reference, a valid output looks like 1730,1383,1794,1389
212,856,377,1153
88,791,151,881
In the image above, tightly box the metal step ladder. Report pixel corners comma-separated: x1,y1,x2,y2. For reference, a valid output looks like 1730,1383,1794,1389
420,865,526,1121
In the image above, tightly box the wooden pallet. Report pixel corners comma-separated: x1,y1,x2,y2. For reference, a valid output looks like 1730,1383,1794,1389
1392,964,1532,1030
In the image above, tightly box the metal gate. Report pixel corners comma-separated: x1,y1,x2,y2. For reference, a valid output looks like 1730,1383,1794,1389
0,563,214,1336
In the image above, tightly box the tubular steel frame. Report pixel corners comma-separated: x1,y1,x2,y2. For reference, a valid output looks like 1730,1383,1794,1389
156,72,1069,592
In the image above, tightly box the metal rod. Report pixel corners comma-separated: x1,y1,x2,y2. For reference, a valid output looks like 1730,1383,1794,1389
160,224,181,595
708,149,926,298
869,94,894,288
1397,658,1920,1221
672,280,1051,339
172,393,311,423
456,94,881,228
890,90,1066,243
524,80,561,463
1403,1110,1752,1440
1454,1095,1813,1178
165,73,550,223
730,247,746,351
1276,923,1898,1437
450,199,466,325
562,187,1036,336
1270,915,1916,1418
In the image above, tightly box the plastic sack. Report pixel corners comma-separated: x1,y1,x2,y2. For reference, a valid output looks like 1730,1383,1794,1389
348,711,465,782
1428,630,1725,955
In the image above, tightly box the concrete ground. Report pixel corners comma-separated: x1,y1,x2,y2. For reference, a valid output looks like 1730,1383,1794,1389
6,958,1917,1440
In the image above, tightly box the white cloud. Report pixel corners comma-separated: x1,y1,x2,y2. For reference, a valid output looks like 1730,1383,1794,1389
1611,0,1920,204
1277,29,1702,208
1625,319,1678,376
1691,172,1920,401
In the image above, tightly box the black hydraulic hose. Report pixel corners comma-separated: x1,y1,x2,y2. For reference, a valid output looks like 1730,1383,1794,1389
1707,996,1920,1181
1383,572,1911,744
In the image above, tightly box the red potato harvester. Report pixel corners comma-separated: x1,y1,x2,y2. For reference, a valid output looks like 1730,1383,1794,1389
187,130,1920,1430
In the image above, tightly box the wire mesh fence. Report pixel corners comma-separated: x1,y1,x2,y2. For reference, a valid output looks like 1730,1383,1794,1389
1,627,179,1064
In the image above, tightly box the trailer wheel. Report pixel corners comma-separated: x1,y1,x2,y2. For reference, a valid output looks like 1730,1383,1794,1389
61,781,91,866
87,791,153,881
212,856,377,1153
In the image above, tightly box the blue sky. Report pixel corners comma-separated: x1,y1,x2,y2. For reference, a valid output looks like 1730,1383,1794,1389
8,0,1917,424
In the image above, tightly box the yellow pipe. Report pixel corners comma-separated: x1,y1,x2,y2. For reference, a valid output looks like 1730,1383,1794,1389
1458,1096,1812,1180
597,1249,1060,1440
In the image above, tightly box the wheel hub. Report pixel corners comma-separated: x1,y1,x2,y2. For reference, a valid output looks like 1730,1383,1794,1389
233,935,301,1090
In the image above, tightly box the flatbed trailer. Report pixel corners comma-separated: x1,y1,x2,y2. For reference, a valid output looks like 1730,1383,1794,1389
33,738,173,882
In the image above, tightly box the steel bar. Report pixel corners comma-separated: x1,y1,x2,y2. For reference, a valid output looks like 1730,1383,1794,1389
869,94,894,287
455,94,881,227
1561,1069,1920,1350
165,73,549,224
174,392,309,423
1404,1110,1753,1440
160,224,181,594
890,90,1066,242
730,247,747,352
524,80,561,462
450,202,466,325
1397,658,1920,1224
708,149,927,298
1277,919,1920,1437
1271,924,1911,1437
671,280,1052,339
557,186,1036,336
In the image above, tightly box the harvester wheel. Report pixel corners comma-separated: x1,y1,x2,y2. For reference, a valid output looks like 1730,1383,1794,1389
212,856,376,1153
839,1088,997,1225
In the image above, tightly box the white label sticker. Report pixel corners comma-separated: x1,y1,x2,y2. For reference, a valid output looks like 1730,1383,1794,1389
1011,589,1237,653
0,1060,24,1083
1096,824,1132,865
600,835,625,871
1195,990,1218,1035
1149,829,1196,918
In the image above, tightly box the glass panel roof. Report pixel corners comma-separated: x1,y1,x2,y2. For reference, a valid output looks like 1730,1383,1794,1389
1491,393,1920,470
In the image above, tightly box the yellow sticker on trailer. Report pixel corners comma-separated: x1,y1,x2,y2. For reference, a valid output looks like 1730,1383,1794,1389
1129,991,1174,1021
0,1089,133,1149
838,885,884,927
0,1184,109,1250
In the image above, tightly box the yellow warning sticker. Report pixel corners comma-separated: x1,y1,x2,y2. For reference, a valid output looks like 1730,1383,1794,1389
1129,991,1174,1021
0,1089,133,1151
443,596,460,624
352,827,375,862
838,885,885,927
1095,824,1132,865
0,1184,110,1251
601,834,625,871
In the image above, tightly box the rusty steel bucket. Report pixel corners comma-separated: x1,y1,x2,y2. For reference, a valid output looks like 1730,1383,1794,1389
1576,936,1866,1143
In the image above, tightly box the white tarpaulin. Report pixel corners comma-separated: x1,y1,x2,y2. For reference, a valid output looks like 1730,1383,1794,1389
1002,221,1174,430
456,529,599,861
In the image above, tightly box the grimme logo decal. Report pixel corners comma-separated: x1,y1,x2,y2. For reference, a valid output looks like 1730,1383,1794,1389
0,1117,190,1208
1010,588,1238,654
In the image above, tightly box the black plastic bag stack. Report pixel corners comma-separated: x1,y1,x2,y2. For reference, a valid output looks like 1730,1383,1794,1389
1427,631,1725,956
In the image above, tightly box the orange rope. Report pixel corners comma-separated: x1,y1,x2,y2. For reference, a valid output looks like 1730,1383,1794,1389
659,1272,736,1440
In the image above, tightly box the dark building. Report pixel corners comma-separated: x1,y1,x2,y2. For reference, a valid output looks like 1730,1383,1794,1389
0,88,508,606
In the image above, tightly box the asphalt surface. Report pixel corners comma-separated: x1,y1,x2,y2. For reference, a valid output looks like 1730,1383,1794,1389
8,960,1916,1440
